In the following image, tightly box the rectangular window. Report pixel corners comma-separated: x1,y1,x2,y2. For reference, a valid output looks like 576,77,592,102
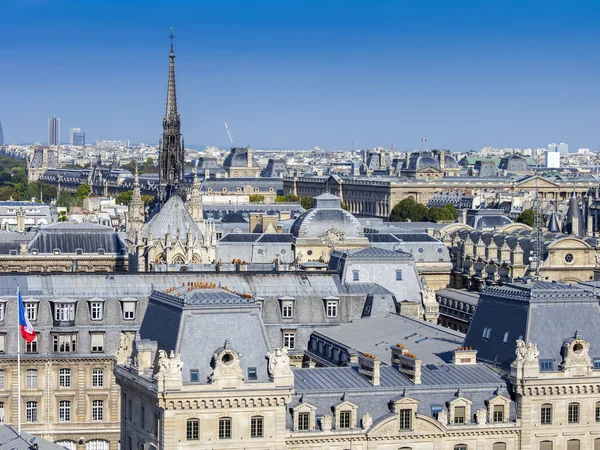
431,405,442,419
503,331,509,344
568,403,579,424
540,359,554,371
53,334,77,353
123,302,136,320
0,334,5,353
339,410,351,429
55,303,75,321
218,417,231,439
190,370,199,383
399,409,411,430
247,367,257,380
92,400,104,421
26,369,38,388
0,370,4,389
92,368,104,387
91,333,104,353
59,368,71,387
283,331,296,350
298,412,310,430
326,301,338,318
0,402,4,423
594,358,600,369
493,404,504,422
90,302,103,320
595,403,600,422
353,270,359,281
25,303,37,321
140,406,145,429
396,269,403,281
186,419,199,440
26,401,38,423
59,400,71,422
25,336,38,354
541,404,552,425
454,406,465,424
0,304,4,321
282,302,293,318
251,416,263,438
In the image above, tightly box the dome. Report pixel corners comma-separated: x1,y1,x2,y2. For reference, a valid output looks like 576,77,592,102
141,195,203,242
223,147,252,168
407,152,440,171
221,211,247,224
444,154,459,168
290,193,363,238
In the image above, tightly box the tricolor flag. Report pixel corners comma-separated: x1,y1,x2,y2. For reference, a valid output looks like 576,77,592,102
421,139,427,143
18,289,36,343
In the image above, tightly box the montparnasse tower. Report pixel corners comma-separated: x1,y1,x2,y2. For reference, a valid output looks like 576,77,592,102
159,28,185,203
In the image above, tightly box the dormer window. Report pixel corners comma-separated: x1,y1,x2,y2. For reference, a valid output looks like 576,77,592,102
334,401,358,429
97,248,105,255
454,406,465,424
53,248,61,255
399,409,412,430
55,303,75,322
120,299,137,320
75,248,83,255
88,300,104,321
353,270,360,281
279,297,295,319
25,302,38,321
323,296,339,318
293,403,317,431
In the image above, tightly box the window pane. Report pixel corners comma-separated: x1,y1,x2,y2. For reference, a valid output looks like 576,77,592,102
186,419,199,440
251,416,263,438
541,404,552,425
218,417,231,439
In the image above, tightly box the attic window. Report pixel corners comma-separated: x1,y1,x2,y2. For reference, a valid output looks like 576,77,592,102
75,248,83,255
247,367,257,380
9,250,17,256
53,248,61,255
97,248,105,255
31,249,38,255
540,359,554,371
503,331,509,344
190,370,199,383
482,327,492,339
593,358,600,369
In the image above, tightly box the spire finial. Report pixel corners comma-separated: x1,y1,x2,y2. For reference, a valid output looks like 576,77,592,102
169,27,175,53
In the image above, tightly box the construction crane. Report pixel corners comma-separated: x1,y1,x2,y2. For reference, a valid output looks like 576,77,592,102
224,122,234,146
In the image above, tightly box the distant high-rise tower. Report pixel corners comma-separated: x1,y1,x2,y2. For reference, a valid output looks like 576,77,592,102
48,116,60,146
0,121,4,145
72,132,86,147
70,127,81,146
159,29,185,203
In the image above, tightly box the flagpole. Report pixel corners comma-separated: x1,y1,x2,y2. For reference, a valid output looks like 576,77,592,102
17,285,21,435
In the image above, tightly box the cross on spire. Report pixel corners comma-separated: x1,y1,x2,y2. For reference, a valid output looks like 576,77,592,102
169,27,175,53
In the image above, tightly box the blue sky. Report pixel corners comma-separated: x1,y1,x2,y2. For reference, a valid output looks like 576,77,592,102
1,0,599,150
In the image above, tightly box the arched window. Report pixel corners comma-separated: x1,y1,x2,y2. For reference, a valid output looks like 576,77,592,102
493,443,507,450
541,403,552,425
86,441,109,450
567,439,580,450
55,441,77,450
539,441,553,450
186,418,199,440
454,445,468,450
250,416,263,438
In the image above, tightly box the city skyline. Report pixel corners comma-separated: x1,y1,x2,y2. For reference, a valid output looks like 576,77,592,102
1,0,600,151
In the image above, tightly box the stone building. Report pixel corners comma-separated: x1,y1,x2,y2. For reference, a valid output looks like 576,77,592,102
223,146,261,177
0,201,51,231
27,146,59,182
401,150,461,179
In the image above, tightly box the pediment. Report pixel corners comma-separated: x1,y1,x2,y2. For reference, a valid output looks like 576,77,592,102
515,176,559,189
367,413,446,437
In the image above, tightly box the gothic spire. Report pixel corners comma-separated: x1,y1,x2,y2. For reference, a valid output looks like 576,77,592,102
166,28,178,122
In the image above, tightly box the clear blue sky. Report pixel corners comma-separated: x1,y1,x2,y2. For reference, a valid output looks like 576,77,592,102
1,0,599,151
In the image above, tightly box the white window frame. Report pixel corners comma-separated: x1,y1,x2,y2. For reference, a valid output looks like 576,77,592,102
90,302,103,320
26,401,38,423
90,333,104,353
92,368,104,387
55,303,75,322
0,304,4,321
59,400,71,422
25,303,37,321
122,302,136,320
92,400,104,421
53,334,77,353
26,369,38,388
59,368,71,387
283,330,296,349
0,334,5,353
282,301,294,318
0,401,4,423
326,300,338,318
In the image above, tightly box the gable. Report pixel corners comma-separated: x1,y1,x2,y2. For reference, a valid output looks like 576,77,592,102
515,176,560,189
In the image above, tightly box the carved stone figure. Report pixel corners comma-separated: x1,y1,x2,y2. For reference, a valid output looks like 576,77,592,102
515,340,526,361
525,342,539,365
320,228,345,248
421,286,436,306
437,409,448,425
267,347,293,378
321,414,332,431
361,413,373,430
154,349,183,380
115,332,134,365
476,408,487,425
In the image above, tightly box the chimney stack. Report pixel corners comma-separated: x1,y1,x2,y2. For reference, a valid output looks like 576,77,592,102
391,344,422,384
358,353,380,386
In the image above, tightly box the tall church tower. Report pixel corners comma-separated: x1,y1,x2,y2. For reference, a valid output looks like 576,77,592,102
159,29,185,203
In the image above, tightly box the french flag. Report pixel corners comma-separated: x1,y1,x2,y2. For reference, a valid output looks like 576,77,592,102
421,139,427,143
18,289,36,343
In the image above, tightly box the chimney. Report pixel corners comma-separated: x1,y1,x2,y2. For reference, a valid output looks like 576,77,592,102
453,347,477,365
358,353,380,386
279,211,291,221
247,147,253,168
390,344,421,384
461,209,467,224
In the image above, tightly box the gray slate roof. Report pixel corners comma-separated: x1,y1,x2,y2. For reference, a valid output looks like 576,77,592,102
0,424,69,449
141,195,203,241
27,223,126,254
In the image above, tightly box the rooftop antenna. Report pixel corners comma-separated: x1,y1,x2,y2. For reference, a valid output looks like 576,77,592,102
224,122,234,146
169,27,175,53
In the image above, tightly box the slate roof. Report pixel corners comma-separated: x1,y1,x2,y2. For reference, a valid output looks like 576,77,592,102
141,195,204,241
0,424,68,450
464,280,600,368
27,223,126,254
221,211,248,223
342,247,413,260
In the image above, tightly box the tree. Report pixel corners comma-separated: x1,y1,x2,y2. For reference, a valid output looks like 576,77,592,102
57,191,74,209
116,190,133,205
516,209,535,227
74,184,92,204
390,198,428,222
141,195,155,205
57,211,67,222
300,196,314,210
249,194,265,203
426,205,458,223
0,186,18,201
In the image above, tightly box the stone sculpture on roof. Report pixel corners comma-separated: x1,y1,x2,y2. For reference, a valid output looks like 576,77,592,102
267,347,293,378
154,350,184,381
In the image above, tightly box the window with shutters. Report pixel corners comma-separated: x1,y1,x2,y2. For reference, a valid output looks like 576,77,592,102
568,403,579,423
453,406,465,424
493,404,504,422
90,333,104,353
59,368,71,387
250,416,263,438
567,439,580,450
186,419,199,440
541,404,552,424
539,441,553,450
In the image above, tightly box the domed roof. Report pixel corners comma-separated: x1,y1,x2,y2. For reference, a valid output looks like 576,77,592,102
444,154,459,168
141,195,203,242
223,147,252,168
221,211,247,223
407,152,440,171
290,193,364,239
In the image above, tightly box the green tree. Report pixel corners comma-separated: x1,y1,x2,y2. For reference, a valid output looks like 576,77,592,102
57,211,67,222
443,204,458,220
116,190,133,205
300,196,314,210
425,205,458,223
74,184,92,204
0,186,18,201
516,209,535,227
141,195,155,205
390,198,429,222
249,194,265,203
57,191,74,209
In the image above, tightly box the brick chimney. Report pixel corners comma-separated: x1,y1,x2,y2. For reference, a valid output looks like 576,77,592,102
391,344,422,384
453,347,477,365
